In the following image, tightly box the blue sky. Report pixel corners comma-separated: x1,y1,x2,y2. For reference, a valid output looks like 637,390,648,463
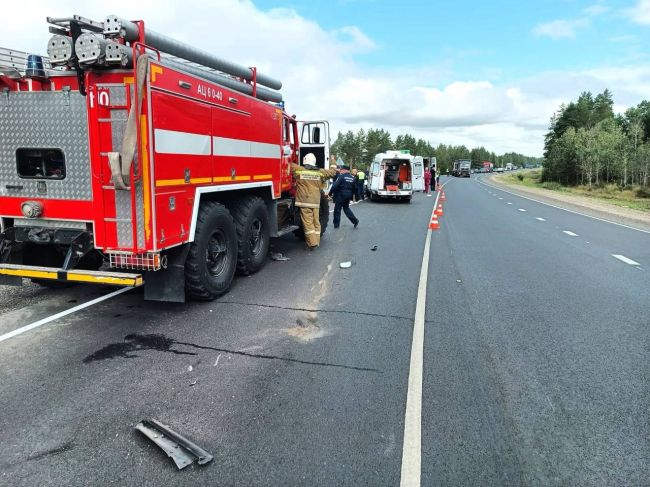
256,0,648,82
5,0,650,155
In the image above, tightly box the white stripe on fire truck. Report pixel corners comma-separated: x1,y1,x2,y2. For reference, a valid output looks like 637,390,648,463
213,137,280,159
154,129,211,155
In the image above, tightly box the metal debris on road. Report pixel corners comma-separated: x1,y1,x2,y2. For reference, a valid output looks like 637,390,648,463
271,252,290,261
339,261,352,268
135,419,213,470
370,246,378,251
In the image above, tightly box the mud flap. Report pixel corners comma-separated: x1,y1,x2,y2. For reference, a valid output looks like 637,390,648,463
0,229,21,286
143,244,190,303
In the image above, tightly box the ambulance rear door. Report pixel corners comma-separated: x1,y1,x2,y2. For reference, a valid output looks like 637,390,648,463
412,156,425,191
369,160,383,192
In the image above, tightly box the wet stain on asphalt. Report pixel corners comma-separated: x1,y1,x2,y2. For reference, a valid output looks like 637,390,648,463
83,333,379,372
82,333,197,362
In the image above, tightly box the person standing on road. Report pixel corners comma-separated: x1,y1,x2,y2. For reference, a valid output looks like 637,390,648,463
356,168,366,201
291,153,338,249
424,167,432,194
351,168,359,202
330,165,359,229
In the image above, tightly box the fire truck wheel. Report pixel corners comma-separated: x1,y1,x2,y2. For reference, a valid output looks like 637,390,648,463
228,196,270,275
185,202,238,300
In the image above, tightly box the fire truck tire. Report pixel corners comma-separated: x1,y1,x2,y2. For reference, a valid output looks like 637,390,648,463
185,202,238,300
228,196,270,276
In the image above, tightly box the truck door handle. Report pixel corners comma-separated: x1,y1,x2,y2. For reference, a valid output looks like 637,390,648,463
5,184,23,190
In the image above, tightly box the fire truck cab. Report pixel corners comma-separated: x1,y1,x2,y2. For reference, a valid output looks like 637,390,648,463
0,15,332,302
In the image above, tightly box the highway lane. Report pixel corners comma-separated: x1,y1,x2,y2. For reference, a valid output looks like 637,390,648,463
1,176,648,486
423,176,649,485
0,193,434,486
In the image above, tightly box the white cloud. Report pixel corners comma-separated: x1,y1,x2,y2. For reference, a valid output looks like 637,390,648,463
625,0,650,25
2,0,649,157
583,4,610,16
533,18,589,39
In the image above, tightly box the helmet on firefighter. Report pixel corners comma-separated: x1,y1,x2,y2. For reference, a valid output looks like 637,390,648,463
303,153,317,166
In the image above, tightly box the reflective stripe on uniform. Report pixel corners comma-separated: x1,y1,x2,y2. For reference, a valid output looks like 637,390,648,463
297,171,323,181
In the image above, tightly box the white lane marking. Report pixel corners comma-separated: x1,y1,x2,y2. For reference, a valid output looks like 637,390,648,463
518,208,526,212
476,177,650,234
0,287,131,344
563,230,579,236
536,217,546,221
507,202,513,205
612,254,641,266
400,179,452,486
498,197,503,200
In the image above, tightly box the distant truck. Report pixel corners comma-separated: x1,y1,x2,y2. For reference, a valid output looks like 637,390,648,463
367,150,413,202
452,159,471,178
482,161,494,173
505,163,514,171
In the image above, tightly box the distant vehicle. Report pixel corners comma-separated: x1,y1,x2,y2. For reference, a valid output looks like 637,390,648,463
482,161,494,172
452,159,471,177
367,150,413,202
495,167,505,173
505,163,514,171
412,156,425,192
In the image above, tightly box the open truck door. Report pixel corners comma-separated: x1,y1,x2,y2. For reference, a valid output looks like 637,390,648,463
298,121,330,169
412,156,425,191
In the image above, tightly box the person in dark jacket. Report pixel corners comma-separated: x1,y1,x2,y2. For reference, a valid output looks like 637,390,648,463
330,165,359,229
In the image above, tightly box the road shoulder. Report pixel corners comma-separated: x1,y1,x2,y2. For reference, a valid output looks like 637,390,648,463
485,174,650,232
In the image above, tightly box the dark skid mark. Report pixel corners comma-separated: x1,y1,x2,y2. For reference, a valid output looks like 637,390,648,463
84,333,379,373
219,300,411,322
27,441,74,462
82,333,197,362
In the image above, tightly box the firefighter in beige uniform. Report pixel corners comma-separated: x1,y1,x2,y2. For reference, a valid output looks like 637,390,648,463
291,153,338,249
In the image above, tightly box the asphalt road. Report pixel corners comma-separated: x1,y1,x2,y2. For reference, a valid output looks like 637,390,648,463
0,177,648,486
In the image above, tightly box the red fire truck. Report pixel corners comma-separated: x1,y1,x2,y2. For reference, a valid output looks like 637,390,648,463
0,15,331,302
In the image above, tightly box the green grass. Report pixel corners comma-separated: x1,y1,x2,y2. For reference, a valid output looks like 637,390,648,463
496,169,650,212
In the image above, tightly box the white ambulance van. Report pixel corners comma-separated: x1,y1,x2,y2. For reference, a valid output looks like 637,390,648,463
367,150,414,202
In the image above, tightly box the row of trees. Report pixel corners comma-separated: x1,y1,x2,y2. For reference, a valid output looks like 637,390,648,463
543,90,650,188
330,129,540,173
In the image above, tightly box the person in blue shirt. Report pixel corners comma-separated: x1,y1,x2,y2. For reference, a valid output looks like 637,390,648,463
329,165,359,229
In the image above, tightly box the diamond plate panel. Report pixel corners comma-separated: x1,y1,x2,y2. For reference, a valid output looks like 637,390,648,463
107,86,127,106
115,190,133,248
110,109,127,153
0,91,91,200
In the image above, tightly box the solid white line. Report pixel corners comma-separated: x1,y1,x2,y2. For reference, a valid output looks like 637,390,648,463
563,230,579,236
476,177,650,234
518,208,527,212
399,180,453,486
612,254,641,266
536,217,546,221
400,189,440,487
0,287,131,344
